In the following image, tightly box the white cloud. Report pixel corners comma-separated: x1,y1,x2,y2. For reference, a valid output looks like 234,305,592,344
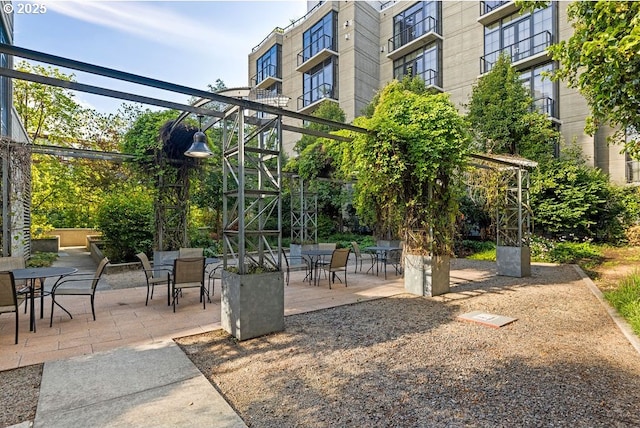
44,1,229,51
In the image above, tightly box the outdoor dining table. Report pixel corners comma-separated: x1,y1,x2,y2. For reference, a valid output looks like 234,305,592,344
363,246,402,276
13,266,77,332
300,248,334,284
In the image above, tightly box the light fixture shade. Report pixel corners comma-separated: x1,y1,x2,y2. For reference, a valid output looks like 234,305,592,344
185,131,213,158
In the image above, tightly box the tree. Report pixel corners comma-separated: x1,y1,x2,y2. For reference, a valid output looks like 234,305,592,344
347,81,470,255
292,100,346,154
466,53,557,158
547,1,640,156
14,62,132,233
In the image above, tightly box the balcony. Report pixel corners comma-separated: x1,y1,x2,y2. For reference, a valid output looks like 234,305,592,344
387,16,442,61
251,64,282,90
532,96,556,118
478,1,519,26
627,160,640,183
480,30,552,74
296,35,338,74
417,69,443,91
297,83,337,114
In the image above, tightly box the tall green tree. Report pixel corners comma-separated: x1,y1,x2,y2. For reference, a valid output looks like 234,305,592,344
466,53,557,158
547,1,640,156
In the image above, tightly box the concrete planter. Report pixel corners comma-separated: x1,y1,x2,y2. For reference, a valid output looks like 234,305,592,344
404,254,450,297
221,270,284,341
31,236,59,253
496,245,531,277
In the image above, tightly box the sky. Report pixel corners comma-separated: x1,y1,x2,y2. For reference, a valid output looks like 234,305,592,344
13,0,309,114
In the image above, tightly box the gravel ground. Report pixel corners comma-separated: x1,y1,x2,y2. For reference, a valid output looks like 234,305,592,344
4,261,640,427
176,263,640,427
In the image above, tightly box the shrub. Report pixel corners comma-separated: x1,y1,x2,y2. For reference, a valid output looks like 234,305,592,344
96,189,154,263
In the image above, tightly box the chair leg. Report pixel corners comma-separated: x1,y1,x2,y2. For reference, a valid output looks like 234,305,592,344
50,294,73,327
145,283,150,306
14,310,19,344
90,295,96,321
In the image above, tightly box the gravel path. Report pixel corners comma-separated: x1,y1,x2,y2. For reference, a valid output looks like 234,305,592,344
176,263,640,427
3,261,640,427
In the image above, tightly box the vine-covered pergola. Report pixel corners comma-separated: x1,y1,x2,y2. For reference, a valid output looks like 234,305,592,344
0,44,536,278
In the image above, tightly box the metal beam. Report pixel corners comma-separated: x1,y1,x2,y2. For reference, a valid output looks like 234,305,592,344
0,43,368,135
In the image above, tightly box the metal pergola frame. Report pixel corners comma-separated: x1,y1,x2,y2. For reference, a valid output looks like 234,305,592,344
0,43,367,272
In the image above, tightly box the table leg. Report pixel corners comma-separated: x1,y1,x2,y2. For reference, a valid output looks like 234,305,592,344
29,279,36,332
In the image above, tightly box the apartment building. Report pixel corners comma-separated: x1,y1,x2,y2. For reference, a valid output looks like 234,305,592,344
248,1,629,184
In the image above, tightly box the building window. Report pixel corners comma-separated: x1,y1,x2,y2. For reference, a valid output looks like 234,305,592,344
520,63,557,118
393,41,441,87
389,1,440,52
480,1,508,15
301,11,336,63
255,44,281,86
481,5,554,73
299,58,336,110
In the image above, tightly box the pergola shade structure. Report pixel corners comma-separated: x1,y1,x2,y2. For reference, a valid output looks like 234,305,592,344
0,43,367,272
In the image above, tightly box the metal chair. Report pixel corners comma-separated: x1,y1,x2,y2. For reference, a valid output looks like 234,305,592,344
171,257,206,313
281,247,309,286
350,241,375,273
136,252,171,306
179,247,204,257
49,257,109,327
0,271,25,344
316,248,350,289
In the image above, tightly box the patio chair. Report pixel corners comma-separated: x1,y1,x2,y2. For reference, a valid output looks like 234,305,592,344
171,257,206,313
0,271,25,344
136,252,172,306
282,247,309,286
179,247,204,257
0,257,28,313
378,243,403,279
316,248,350,289
49,257,109,327
350,241,375,274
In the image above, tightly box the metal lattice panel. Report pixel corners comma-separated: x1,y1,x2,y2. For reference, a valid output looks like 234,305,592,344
155,155,190,251
290,176,317,244
222,107,282,274
496,167,532,247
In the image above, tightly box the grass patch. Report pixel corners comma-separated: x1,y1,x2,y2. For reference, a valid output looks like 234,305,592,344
467,249,496,261
604,272,640,336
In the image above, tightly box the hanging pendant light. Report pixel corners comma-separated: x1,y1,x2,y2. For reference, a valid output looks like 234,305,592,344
185,115,213,158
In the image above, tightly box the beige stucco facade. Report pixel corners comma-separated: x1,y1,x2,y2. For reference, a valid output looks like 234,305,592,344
248,0,628,183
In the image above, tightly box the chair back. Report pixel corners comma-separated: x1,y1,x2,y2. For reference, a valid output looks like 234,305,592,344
173,257,205,285
91,257,110,292
318,243,337,251
0,270,17,308
136,252,154,279
350,241,362,258
179,247,204,257
0,257,26,287
330,248,350,269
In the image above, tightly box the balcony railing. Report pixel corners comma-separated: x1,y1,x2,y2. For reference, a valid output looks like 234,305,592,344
479,1,509,16
480,30,552,73
251,64,280,87
297,35,335,67
417,68,440,88
627,160,640,183
297,83,335,110
531,96,555,118
388,15,439,53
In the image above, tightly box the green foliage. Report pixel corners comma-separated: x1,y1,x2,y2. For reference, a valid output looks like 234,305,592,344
548,1,640,156
605,272,640,336
466,53,558,158
467,249,497,261
121,109,179,173
361,76,430,118
347,81,469,255
530,148,625,242
27,252,58,267
96,187,154,263
529,236,604,267
293,100,346,154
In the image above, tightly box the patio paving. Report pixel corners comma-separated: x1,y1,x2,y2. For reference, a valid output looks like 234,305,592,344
0,247,435,371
